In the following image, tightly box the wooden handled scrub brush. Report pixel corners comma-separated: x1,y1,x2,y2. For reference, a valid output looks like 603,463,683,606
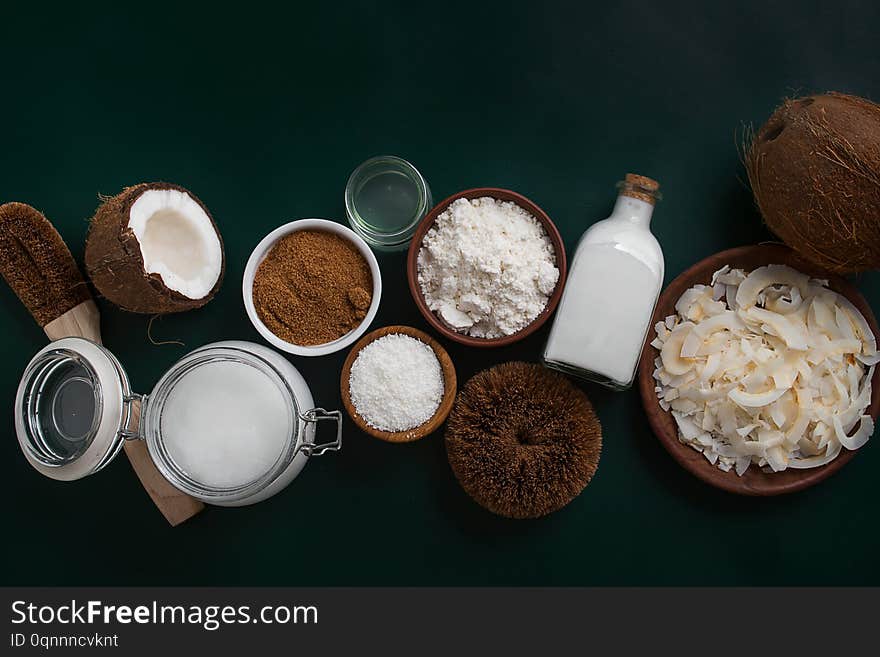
0,201,203,526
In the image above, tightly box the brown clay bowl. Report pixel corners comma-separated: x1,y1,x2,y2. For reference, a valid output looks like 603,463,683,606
340,325,457,443
637,243,880,496
406,188,567,348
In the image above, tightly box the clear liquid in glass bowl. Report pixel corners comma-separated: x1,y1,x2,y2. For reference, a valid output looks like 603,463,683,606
345,155,432,251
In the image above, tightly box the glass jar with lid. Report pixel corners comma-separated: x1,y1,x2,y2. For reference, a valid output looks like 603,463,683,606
15,338,341,506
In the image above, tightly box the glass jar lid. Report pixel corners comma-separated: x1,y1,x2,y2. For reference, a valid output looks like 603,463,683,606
15,337,132,481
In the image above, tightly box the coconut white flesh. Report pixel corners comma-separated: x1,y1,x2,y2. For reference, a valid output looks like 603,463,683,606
127,189,222,300
651,264,876,476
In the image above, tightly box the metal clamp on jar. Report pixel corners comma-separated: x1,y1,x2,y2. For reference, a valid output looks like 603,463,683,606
15,339,341,507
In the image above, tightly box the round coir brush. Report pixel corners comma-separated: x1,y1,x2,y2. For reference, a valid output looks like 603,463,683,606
445,362,602,519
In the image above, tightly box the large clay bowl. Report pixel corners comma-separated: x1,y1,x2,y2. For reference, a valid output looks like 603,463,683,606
637,243,880,495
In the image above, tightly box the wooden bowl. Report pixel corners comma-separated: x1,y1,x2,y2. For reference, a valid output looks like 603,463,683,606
340,325,457,443
637,243,880,496
406,188,567,348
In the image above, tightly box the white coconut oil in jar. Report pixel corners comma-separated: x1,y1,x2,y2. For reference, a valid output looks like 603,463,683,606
543,174,664,390
145,341,342,506
160,359,290,489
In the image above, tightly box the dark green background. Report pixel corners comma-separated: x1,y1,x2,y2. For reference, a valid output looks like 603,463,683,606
2,1,878,586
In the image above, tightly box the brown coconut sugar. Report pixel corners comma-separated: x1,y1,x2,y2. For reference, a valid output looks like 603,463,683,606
253,230,372,346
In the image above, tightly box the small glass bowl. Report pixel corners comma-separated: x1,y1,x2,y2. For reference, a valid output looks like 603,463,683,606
345,155,432,251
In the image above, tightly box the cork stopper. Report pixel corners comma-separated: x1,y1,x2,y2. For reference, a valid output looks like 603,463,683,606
618,173,661,205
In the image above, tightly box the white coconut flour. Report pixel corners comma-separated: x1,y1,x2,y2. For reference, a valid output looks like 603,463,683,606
417,197,559,338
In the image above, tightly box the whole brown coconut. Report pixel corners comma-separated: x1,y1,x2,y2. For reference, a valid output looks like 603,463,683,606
445,362,602,519
747,92,880,274
85,182,225,313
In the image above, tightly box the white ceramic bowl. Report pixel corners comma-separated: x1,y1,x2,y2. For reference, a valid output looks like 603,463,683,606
242,219,382,356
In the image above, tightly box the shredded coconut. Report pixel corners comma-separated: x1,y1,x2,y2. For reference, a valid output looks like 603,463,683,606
416,197,559,338
348,334,444,432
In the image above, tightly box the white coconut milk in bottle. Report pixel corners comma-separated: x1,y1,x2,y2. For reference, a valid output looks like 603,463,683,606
543,174,663,389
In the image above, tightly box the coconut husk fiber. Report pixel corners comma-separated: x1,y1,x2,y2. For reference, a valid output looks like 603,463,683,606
84,182,224,314
445,362,602,519
746,92,880,274
0,202,92,326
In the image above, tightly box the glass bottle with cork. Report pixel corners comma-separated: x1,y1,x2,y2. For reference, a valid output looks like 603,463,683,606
543,173,664,389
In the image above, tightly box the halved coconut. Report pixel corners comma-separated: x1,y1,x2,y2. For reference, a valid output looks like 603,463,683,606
85,183,225,313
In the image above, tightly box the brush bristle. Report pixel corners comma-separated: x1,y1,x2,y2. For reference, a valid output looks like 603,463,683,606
445,362,602,519
0,202,91,326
